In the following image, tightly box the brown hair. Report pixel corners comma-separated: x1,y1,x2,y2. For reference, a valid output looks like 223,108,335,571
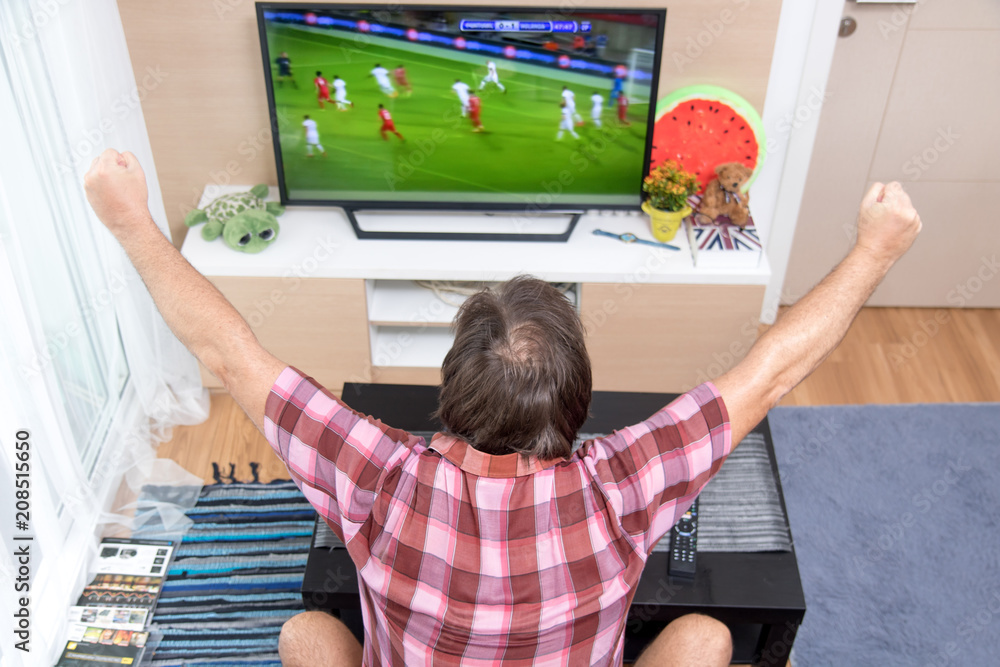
435,276,592,459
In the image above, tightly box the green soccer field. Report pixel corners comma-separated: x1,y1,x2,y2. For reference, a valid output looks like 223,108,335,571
266,25,650,205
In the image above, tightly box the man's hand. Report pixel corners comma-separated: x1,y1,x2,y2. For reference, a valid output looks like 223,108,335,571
854,181,922,267
84,149,151,236
84,149,286,433
714,182,922,447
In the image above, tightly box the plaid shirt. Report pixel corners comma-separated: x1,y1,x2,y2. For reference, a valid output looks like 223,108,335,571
265,367,731,666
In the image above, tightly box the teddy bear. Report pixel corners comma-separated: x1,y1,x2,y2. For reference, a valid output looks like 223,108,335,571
697,162,753,227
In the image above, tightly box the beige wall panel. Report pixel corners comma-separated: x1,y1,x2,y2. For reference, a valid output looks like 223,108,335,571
867,180,1000,308
869,30,1000,183
581,283,765,393
117,0,782,246
371,366,442,386
198,276,371,390
905,0,1000,31
782,4,908,301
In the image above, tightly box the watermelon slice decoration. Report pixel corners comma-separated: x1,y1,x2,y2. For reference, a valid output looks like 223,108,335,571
650,85,766,193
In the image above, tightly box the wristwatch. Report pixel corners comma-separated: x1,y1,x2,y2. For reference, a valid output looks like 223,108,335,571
592,229,680,251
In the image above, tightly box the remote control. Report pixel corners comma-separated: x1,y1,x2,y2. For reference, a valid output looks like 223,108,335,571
668,498,699,578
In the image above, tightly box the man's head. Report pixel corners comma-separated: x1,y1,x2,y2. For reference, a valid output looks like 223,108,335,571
436,276,592,460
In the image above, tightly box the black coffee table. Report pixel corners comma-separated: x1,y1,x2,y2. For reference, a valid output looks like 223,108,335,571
301,383,805,665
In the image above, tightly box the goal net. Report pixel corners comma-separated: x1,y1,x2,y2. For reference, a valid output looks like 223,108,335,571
625,48,656,104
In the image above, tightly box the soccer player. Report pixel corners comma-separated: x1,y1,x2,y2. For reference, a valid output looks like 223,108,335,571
617,92,630,126
393,65,412,96
314,71,331,110
556,101,579,140
377,104,404,142
609,74,625,107
274,52,297,88
478,59,506,93
561,86,583,125
302,115,326,157
332,76,353,111
590,91,604,128
370,63,397,98
468,92,484,132
452,78,471,117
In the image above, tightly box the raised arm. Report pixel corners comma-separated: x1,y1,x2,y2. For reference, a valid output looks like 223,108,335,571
84,149,285,431
715,181,922,446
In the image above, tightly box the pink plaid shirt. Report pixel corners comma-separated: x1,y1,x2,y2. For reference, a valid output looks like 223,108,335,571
264,367,732,666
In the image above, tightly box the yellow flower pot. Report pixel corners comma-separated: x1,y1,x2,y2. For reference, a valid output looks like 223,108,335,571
642,201,691,243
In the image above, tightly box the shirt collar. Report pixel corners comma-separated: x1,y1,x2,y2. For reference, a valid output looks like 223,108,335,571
427,433,561,478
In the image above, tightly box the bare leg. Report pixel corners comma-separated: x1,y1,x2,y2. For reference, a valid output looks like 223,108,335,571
279,610,362,667
633,614,732,667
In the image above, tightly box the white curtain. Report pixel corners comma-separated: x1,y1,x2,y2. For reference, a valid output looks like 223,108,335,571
0,1,208,663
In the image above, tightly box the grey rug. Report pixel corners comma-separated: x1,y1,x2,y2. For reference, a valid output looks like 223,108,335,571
768,403,1000,666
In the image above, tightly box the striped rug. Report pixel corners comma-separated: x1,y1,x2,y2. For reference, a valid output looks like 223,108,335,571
148,479,315,666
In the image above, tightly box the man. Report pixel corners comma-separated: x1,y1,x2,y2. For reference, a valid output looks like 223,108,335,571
301,115,326,157
591,90,604,128
556,100,579,140
452,78,471,117
478,59,506,93
331,76,353,111
617,90,630,126
313,70,331,110
85,149,921,666
274,51,297,89
393,64,412,96
467,91,484,132
561,85,583,125
377,104,404,142
370,63,397,98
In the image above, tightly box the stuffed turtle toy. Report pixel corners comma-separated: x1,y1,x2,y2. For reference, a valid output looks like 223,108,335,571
185,185,284,253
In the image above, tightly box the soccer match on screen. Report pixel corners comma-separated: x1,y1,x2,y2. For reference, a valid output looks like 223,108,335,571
260,7,661,206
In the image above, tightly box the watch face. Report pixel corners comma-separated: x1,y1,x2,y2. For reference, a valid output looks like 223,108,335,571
620,233,638,243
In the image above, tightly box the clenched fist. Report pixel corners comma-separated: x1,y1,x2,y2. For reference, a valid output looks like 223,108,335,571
855,181,922,265
84,149,152,237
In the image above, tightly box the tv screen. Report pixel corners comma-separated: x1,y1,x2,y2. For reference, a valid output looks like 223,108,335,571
257,4,665,210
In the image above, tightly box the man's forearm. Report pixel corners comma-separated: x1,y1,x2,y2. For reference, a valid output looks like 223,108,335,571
116,212,258,385
751,246,892,399
716,246,895,442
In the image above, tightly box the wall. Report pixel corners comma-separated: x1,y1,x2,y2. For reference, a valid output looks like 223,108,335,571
783,0,1000,308
117,0,783,246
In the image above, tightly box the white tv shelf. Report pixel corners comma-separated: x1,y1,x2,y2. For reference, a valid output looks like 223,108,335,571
180,187,771,392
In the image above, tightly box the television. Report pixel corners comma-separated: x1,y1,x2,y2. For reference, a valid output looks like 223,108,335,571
256,3,666,240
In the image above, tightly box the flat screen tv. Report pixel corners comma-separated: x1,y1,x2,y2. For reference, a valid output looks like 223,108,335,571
256,3,666,239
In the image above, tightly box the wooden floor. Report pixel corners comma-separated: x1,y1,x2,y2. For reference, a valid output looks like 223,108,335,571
153,306,998,667
159,307,1000,484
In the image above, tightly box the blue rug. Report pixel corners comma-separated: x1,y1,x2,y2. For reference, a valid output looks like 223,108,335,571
768,403,1000,666
147,479,315,665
